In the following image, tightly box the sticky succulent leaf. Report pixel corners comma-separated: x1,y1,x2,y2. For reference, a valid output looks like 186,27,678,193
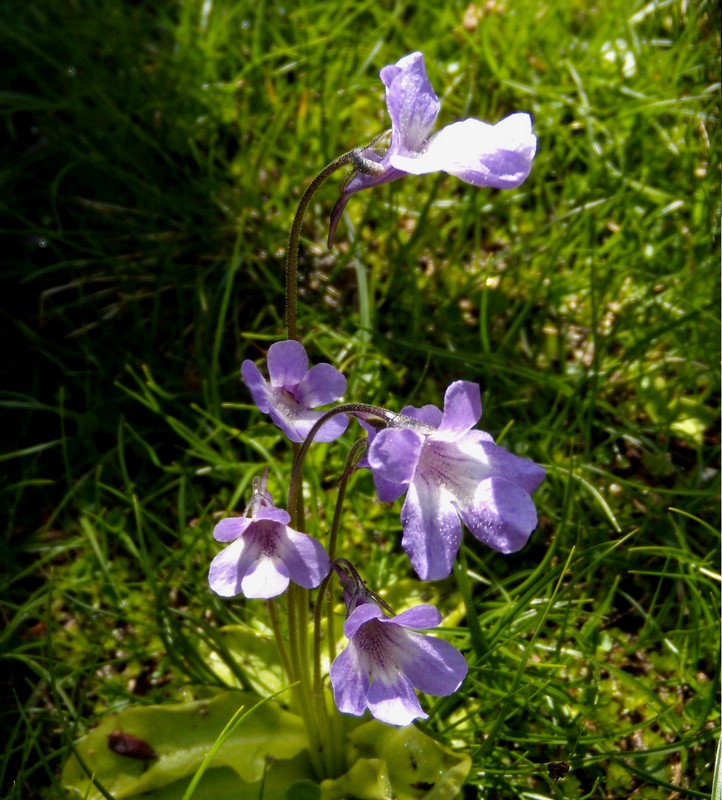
61,691,309,799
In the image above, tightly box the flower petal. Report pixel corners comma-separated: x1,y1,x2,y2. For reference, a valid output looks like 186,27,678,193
436,381,482,441
368,427,424,486
267,402,326,444
266,340,308,388
208,538,248,597
401,473,462,580
296,362,347,406
330,645,369,717
212,516,253,542
401,633,468,696
401,403,443,428
391,604,442,630
367,672,427,726
240,359,270,413
460,475,539,553
381,52,440,153
280,529,331,589
344,603,385,639
253,506,291,525
241,555,290,599
389,114,537,189
458,440,546,494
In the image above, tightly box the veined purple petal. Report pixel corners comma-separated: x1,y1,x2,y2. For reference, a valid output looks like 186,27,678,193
213,516,253,542
392,604,442,630
366,672,427,726
280,529,330,589
436,381,481,441
381,52,440,153
389,114,537,189
266,340,308,388
460,476,539,553
371,471,408,504
402,633,468,696
367,427,424,486
241,360,271,413
254,506,291,525
401,474,463,580
208,538,247,597
330,645,369,717
458,439,546,494
344,603,385,639
400,403,443,428
296,362,347,407
267,398,347,444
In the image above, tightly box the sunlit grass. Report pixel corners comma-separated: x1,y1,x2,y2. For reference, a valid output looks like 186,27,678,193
1,0,719,797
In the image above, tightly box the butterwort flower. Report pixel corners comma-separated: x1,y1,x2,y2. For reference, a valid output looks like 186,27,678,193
329,51,537,245
330,593,467,726
242,340,348,443
363,381,545,581
209,476,330,599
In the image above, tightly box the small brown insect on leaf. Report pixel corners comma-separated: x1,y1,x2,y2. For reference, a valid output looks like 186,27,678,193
108,730,158,760
547,761,570,781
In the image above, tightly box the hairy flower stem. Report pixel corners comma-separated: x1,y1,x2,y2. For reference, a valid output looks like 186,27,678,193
285,583,326,776
288,403,390,518
285,150,358,342
285,132,391,341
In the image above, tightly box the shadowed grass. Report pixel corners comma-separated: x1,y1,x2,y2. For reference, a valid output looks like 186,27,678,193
1,0,719,797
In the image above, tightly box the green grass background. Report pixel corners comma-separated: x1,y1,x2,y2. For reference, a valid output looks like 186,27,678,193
1,0,719,797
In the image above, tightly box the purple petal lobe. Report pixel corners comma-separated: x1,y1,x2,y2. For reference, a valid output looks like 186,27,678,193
474,441,546,494
208,539,247,597
391,604,442,630
213,517,253,542
296,362,346,407
266,340,308,388
241,556,290,599
436,381,481,441
367,672,427,726
241,360,270,413
254,506,291,525
401,403,443,428
280,529,330,588
368,428,424,486
344,603,384,639
389,114,537,189
401,474,463,580
267,401,346,444
402,633,468,696
461,476,539,553
381,52,440,153
330,645,369,716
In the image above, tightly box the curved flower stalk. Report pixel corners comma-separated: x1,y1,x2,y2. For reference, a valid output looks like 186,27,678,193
363,381,545,581
329,562,467,726
242,340,348,443
209,477,330,599
329,51,538,245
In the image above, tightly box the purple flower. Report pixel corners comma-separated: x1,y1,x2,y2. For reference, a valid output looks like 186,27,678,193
363,381,545,581
241,340,348,443
208,480,330,599
330,602,467,726
329,51,537,245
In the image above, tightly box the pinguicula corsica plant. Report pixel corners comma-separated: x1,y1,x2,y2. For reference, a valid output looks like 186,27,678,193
211,52,544,785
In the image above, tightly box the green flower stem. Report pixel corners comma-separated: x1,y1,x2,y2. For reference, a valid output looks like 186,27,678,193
285,150,358,342
286,583,326,777
311,571,346,778
287,402,389,521
266,598,294,683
